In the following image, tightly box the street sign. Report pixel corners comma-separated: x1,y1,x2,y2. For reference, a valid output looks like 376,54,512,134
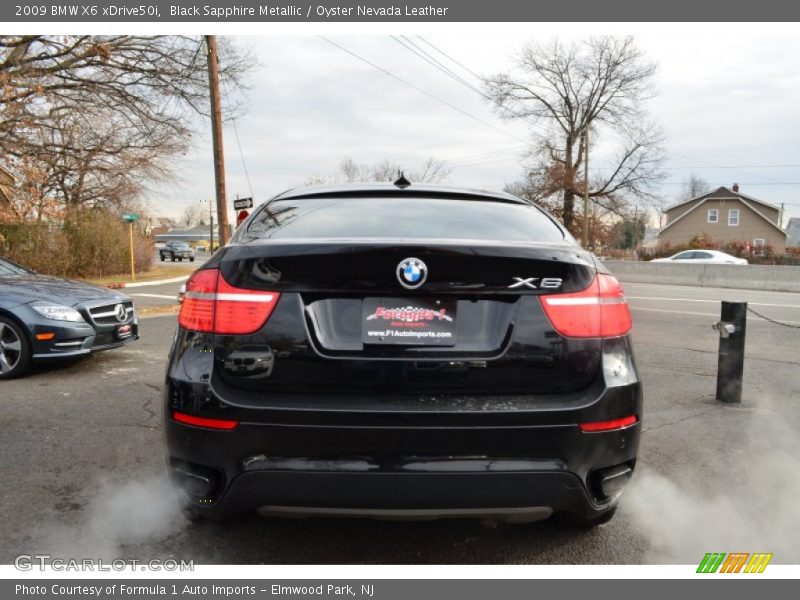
233,197,253,210
122,213,138,222
236,210,250,227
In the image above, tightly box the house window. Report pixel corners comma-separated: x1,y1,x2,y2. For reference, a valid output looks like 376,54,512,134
753,238,765,247
707,209,719,223
729,208,740,226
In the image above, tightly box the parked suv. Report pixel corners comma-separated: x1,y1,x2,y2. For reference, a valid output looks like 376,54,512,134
160,242,195,262
164,183,642,526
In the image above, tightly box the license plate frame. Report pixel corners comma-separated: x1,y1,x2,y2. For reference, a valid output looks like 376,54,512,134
361,297,457,346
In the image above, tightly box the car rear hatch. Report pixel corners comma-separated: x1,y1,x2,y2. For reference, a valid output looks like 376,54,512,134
186,240,606,396
177,193,628,401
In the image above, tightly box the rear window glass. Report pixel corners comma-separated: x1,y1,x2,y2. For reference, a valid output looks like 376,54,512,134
248,197,565,243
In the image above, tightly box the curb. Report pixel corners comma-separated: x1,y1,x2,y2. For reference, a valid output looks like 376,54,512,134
105,275,189,289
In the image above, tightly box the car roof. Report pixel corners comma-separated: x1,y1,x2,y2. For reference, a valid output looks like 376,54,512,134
270,183,528,205
676,249,728,255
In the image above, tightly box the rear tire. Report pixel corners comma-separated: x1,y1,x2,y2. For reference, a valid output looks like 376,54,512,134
189,257,195,262
0,316,32,380
171,255,176,262
160,254,165,261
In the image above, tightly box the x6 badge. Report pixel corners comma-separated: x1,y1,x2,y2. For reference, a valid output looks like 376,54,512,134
509,277,563,290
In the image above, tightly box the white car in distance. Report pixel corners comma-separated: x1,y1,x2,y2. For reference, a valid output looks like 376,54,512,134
651,250,748,265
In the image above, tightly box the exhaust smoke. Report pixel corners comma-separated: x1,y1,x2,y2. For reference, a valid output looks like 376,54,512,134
35,475,184,560
624,400,800,563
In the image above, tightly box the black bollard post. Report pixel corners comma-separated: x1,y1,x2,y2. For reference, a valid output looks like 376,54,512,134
715,301,747,403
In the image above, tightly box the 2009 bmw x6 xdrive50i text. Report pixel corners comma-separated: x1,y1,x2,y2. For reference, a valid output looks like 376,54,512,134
164,183,642,526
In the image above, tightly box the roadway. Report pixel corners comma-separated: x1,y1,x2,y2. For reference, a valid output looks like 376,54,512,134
0,280,798,564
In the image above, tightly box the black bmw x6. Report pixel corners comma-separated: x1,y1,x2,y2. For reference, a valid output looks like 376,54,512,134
165,183,642,526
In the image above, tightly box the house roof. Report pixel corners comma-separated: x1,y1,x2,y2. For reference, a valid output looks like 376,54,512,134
663,186,779,213
660,186,786,237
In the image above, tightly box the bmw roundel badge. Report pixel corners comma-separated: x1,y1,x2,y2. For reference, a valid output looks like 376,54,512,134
397,257,428,289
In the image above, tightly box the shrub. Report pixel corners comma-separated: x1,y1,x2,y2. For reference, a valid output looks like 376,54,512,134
1,208,153,277
0,222,69,274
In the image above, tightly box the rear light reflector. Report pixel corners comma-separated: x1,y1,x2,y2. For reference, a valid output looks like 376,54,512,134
579,415,638,433
539,274,632,337
172,411,238,430
178,268,279,335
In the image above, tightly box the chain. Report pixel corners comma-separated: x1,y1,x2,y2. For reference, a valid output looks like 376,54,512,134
746,306,800,329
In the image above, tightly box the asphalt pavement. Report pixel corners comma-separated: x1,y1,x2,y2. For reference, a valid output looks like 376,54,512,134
1,282,798,564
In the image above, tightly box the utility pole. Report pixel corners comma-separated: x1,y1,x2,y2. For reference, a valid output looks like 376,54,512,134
779,203,785,228
582,127,590,249
206,35,230,246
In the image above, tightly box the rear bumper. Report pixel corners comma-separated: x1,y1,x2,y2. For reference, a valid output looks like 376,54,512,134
164,379,642,520
210,470,598,523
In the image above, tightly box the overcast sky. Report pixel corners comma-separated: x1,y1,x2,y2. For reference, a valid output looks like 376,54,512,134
150,33,800,227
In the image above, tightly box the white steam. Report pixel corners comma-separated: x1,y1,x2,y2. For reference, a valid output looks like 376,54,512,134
624,403,800,563
39,476,184,559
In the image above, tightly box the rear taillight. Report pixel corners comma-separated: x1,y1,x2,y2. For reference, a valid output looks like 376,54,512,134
579,415,638,432
539,274,632,338
178,268,279,335
178,269,217,332
173,411,238,430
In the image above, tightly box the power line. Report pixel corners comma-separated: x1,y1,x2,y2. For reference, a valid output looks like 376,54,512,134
319,36,530,145
391,36,550,142
441,146,527,164
217,54,255,201
412,37,800,189
392,36,493,104
450,155,526,169
662,164,800,170
660,182,800,186
666,151,791,185
415,36,485,81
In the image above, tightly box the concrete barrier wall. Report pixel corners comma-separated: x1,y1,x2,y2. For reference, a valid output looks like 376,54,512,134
604,260,800,293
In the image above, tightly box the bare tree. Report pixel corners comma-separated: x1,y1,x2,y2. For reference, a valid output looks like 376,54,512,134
0,35,252,218
678,173,712,202
17,107,182,216
484,36,665,231
304,157,451,186
0,36,250,157
179,204,203,228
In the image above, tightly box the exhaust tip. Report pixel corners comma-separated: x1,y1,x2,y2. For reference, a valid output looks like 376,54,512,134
170,459,223,502
590,463,633,501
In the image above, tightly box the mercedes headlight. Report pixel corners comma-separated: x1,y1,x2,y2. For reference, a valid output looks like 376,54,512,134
30,301,86,323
